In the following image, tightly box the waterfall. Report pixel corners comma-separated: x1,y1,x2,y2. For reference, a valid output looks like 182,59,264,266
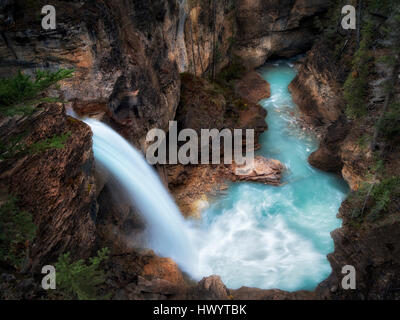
85,119,197,275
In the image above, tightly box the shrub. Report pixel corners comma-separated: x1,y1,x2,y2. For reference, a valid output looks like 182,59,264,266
28,132,71,155
0,197,36,269
368,176,400,221
55,248,110,300
344,22,374,119
0,131,71,160
0,132,29,161
377,102,400,141
216,56,246,87
0,69,73,116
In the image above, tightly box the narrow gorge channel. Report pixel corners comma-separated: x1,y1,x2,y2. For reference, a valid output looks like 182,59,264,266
88,60,350,293
193,60,349,291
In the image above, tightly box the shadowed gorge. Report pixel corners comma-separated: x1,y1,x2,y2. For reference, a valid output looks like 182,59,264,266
0,0,400,303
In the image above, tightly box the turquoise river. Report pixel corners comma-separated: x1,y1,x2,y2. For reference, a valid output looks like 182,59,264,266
194,60,349,292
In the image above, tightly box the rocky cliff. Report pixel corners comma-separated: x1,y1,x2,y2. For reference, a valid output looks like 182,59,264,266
289,2,400,300
0,0,182,148
234,0,331,69
0,103,97,272
184,0,236,76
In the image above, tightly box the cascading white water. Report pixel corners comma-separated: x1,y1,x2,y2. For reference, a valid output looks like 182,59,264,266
84,119,197,275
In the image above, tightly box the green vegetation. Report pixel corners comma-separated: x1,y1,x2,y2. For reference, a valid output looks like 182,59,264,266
367,0,394,15
55,248,110,300
0,132,29,161
0,131,72,161
0,69,73,116
357,134,372,150
28,132,72,155
350,175,400,222
0,197,36,269
215,56,246,89
377,102,400,142
368,176,400,221
344,22,374,119
0,69,74,160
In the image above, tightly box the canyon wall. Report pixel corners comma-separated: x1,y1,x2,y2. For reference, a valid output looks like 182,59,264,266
0,0,182,148
289,4,400,299
184,0,236,76
0,0,329,147
234,0,331,69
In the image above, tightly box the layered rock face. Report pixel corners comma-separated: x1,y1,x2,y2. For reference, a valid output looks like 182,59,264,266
291,3,400,299
288,41,351,176
184,0,236,76
0,0,182,147
234,0,330,69
0,104,97,271
289,42,345,126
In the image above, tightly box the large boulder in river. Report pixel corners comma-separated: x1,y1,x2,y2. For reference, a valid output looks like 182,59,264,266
230,156,284,185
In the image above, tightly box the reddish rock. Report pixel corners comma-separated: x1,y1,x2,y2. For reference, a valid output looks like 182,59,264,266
191,276,230,300
230,156,284,185
141,255,186,288
0,103,97,271
231,287,315,300
308,116,350,174
289,43,344,126
235,72,271,104
0,0,183,146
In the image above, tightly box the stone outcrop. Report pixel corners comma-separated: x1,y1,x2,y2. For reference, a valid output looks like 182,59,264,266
289,42,345,126
104,249,191,300
230,156,284,185
308,116,350,174
0,0,182,148
231,287,315,300
188,276,230,300
0,103,97,271
315,200,400,300
234,0,331,69
176,72,268,149
235,71,271,104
